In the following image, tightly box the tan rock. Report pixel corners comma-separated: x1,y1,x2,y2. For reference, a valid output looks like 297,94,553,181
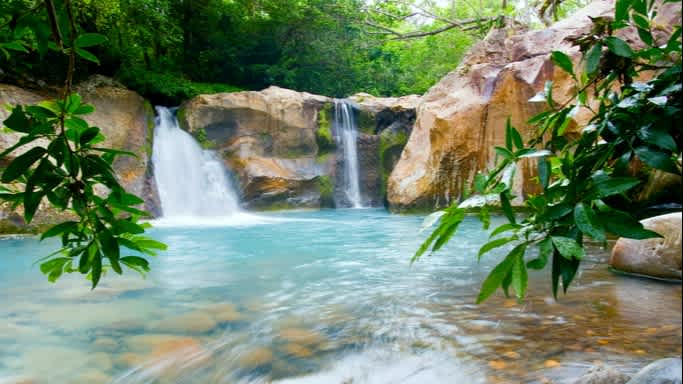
387,1,682,211
126,334,199,352
151,311,217,334
278,328,326,346
610,212,682,280
283,343,313,358
117,352,146,367
238,347,274,368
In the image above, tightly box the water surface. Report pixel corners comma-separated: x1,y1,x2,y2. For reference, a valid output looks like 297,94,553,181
0,209,680,383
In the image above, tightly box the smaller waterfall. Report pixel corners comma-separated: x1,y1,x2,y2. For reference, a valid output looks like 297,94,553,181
334,100,363,208
152,106,240,218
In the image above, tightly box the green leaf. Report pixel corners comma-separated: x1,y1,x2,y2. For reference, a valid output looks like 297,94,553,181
538,156,551,190
500,192,516,224
474,173,487,194
75,48,100,64
1,41,29,53
1,147,46,183
591,176,641,198
585,43,603,75
604,37,634,58
73,104,95,115
638,126,677,151
489,223,521,238
495,146,515,160
615,0,633,22
528,237,552,269
511,251,528,300
544,80,554,107
478,236,517,260
3,106,32,133
41,221,78,240
551,51,574,77
91,249,102,289
551,236,585,260
635,146,678,173
477,243,526,303
75,33,107,48
479,206,490,230
599,211,662,239
120,256,151,276
79,127,101,146
505,118,513,150
574,203,606,241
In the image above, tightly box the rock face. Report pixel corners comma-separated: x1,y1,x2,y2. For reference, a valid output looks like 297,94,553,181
0,77,157,232
626,358,682,384
610,212,682,281
387,2,614,210
387,1,682,211
348,93,419,206
179,87,418,209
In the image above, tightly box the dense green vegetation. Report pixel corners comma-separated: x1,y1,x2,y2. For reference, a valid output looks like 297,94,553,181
417,0,682,302
2,0,582,104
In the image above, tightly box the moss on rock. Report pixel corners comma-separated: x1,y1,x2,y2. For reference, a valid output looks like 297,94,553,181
316,103,335,153
318,175,334,208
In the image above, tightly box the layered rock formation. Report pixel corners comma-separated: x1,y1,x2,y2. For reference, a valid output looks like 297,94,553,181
0,76,157,232
387,1,681,211
179,87,418,209
387,2,618,210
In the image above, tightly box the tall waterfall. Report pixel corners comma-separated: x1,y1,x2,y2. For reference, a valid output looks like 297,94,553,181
334,100,363,208
152,106,240,218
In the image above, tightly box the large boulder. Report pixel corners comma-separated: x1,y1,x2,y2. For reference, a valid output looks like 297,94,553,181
179,87,418,209
626,358,682,384
610,212,682,281
0,77,157,232
387,1,682,211
179,86,333,209
573,365,630,384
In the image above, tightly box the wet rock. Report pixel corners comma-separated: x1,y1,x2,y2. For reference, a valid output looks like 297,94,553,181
151,311,217,334
93,337,119,351
126,334,200,352
151,337,203,359
278,327,326,346
238,347,274,368
283,343,313,358
626,358,682,384
610,213,682,280
573,365,630,384
203,303,244,323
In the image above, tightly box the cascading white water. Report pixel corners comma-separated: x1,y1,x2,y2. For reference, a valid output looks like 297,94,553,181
152,106,240,218
334,100,363,208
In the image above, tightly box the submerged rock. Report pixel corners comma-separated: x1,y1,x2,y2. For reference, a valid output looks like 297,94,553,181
573,365,630,384
151,311,218,334
626,358,682,384
610,213,682,281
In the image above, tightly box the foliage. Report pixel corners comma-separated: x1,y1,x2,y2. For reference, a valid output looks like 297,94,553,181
1,0,587,102
415,0,682,303
0,0,166,288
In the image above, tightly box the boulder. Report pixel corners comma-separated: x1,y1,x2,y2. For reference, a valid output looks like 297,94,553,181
0,77,158,233
387,1,682,211
610,212,682,280
626,358,682,384
179,87,418,209
573,365,631,384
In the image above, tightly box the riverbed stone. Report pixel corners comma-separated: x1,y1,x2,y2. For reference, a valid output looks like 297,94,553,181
610,213,682,280
238,347,274,368
151,311,218,334
626,358,682,384
278,327,326,347
573,365,630,384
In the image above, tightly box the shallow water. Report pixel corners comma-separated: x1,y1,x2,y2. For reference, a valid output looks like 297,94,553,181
0,209,680,383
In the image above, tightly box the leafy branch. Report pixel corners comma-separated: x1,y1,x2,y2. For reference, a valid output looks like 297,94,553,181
1,0,166,288
415,0,681,303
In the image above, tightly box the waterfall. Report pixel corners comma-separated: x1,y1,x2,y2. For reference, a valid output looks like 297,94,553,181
334,100,363,208
152,106,240,218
